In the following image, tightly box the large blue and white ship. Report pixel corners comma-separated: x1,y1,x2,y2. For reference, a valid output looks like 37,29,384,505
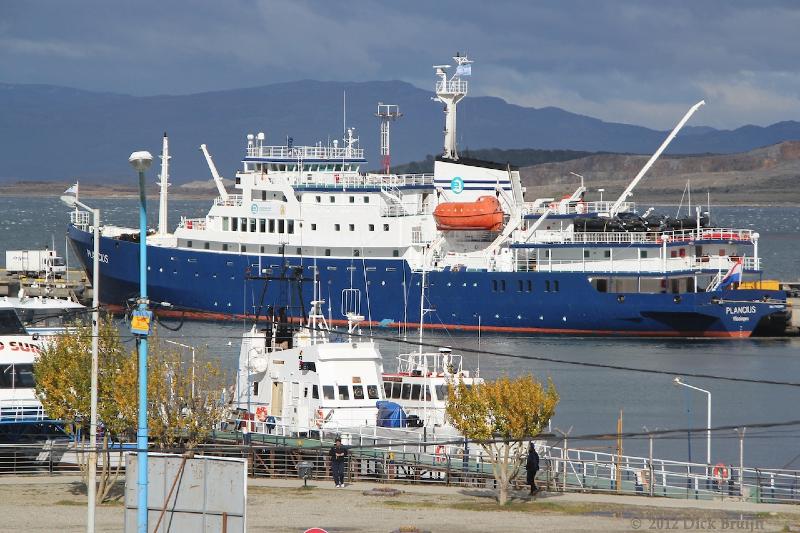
67,55,788,338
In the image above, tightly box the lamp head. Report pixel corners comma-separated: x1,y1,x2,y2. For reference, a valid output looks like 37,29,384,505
60,195,77,208
128,151,153,172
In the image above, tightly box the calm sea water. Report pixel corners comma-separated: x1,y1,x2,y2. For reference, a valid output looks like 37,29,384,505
2,196,799,468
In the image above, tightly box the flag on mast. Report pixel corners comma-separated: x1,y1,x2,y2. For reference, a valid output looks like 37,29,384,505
63,183,78,195
455,63,471,76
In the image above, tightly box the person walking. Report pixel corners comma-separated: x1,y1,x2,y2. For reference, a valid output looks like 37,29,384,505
526,443,540,494
329,437,348,487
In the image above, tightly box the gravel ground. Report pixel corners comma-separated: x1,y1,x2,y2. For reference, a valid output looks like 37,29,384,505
1,476,798,532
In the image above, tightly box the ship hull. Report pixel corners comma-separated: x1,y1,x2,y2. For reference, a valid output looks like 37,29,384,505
68,225,787,338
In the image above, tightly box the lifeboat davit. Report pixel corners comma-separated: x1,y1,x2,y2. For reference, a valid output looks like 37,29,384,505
433,195,504,231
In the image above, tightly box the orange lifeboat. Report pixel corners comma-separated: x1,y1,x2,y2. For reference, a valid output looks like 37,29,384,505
433,195,504,231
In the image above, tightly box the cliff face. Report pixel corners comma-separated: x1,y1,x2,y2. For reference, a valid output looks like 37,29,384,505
520,141,800,204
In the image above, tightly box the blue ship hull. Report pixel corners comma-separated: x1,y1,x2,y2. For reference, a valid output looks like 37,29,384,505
68,225,787,337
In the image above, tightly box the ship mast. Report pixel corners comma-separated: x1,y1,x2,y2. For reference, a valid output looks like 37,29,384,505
376,103,402,173
433,53,472,160
157,132,170,236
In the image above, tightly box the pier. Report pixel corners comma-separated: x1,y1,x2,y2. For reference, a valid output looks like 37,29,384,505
0,269,92,303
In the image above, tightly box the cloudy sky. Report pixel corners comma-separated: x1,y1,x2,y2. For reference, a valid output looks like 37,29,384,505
2,1,799,129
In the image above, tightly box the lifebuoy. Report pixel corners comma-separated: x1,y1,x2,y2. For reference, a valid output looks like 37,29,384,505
434,445,447,463
712,463,729,481
256,405,268,423
315,409,324,429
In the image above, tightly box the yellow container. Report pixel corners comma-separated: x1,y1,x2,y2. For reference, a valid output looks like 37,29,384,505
738,280,781,290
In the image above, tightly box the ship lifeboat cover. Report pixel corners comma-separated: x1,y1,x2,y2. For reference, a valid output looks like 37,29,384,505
433,195,504,231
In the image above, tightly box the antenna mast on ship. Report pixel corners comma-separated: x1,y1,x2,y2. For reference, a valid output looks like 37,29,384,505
376,103,402,173
157,132,170,236
433,53,472,161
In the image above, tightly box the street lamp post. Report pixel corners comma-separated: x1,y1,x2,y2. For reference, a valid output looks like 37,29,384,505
164,340,196,399
129,151,153,533
598,188,605,204
673,377,711,471
61,195,100,533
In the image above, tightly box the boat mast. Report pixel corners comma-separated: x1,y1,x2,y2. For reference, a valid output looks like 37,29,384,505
157,133,170,236
433,53,472,160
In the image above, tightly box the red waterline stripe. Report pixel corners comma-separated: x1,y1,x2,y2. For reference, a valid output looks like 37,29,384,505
105,305,750,339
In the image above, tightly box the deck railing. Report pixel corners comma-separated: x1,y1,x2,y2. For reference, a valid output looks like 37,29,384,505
520,255,761,274
213,194,244,207
525,228,755,246
247,145,365,160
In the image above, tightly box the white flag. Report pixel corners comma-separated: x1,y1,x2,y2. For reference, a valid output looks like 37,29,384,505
64,183,78,195
455,63,471,76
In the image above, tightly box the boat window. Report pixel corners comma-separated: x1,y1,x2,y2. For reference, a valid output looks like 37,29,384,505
545,280,551,292
259,219,266,233
278,219,285,233
240,218,247,232
492,280,497,292
369,224,375,231
640,250,648,258
401,383,412,400
222,218,230,231
222,244,228,251
330,196,335,203
287,220,295,234
335,224,340,231
554,280,559,292
311,224,317,231
364,196,370,203
367,385,379,399
322,385,335,400
604,250,611,258
0,310,27,335
349,224,354,231
518,280,523,292
411,384,422,400
0,363,34,388
312,385,319,399
383,382,392,398
338,385,350,400
204,242,210,250
383,224,390,231
424,386,431,402
527,280,533,292
391,382,401,399
435,384,449,401
349,196,355,203
393,250,399,257
231,218,238,231
325,249,331,257
250,219,257,232
352,385,364,400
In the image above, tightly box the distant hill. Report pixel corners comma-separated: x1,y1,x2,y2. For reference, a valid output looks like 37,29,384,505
520,141,800,205
2,80,800,184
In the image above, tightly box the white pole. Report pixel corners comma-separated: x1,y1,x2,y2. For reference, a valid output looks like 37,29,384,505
87,208,100,532
706,391,711,469
157,133,170,236
191,346,195,400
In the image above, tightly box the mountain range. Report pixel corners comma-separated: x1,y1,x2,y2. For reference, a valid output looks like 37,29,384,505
2,80,800,183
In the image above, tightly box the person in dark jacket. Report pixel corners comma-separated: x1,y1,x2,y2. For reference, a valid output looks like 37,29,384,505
329,437,348,487
526,444,540,494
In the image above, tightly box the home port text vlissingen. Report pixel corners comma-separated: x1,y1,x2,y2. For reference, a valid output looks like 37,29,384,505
636,517,765,530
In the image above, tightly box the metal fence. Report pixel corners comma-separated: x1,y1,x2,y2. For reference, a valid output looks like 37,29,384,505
2,440,800,504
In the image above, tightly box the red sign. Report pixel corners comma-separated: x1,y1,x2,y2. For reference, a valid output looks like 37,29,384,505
304,529,329,533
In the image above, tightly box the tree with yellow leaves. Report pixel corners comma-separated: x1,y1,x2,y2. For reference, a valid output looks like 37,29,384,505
34,315,225,503
445,374,559,505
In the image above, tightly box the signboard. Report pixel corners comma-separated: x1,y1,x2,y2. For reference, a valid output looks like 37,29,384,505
130,310,153,336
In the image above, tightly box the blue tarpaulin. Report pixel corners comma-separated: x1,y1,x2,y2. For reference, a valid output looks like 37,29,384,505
376,401,406,428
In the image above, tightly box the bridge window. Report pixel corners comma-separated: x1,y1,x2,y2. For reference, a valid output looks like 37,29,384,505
335,224,341,231
367,385,379,399
369,224,375,231
222,217,230,231
259,219,266,233
391,382,401,399
277,219,284,233
401,383,412,400
312,385,319,399
269,219,275,233
231,218,238,231
353,385,364,399
349,224,355,231
338,385,350,400
250,219,256,232
411,384,422,400
322,385,334,400
288,220,294,234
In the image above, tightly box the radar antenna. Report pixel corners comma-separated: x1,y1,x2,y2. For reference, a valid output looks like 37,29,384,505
375,103,402,173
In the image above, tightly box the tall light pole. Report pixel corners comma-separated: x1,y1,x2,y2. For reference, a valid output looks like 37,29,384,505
673,377,711,471
598,188,605,204
164,340,196,399
129,151,153,533
61,194,100,533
